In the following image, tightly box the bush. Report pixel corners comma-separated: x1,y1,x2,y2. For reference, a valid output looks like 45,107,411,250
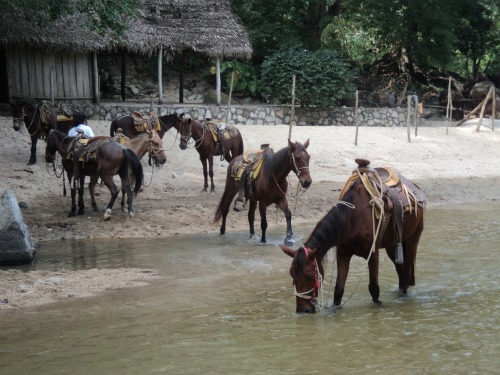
261,46,355,106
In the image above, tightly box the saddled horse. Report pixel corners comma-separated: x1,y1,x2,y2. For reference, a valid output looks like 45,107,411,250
11,98,79,165
178,117,244,192
280,158,426,314
214,139,311,244
110,112,182,139
45,130,158,220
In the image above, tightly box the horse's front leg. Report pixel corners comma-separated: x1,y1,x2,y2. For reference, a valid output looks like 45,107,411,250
367,249,381,304
334,250,352,306
258,201,268,243
77,175,85,215
28,137,37,165
200,157,209,192
68,172,77,217
248,200,258,239
277,198,293,245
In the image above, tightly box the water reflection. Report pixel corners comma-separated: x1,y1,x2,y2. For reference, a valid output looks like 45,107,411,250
1,202,498,374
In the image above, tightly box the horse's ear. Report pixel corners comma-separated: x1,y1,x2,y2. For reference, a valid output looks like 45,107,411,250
279,244,297,258
303,139,310,149
287,139,296,151
307,247,318,260
188,118,192,124
179,113,185,119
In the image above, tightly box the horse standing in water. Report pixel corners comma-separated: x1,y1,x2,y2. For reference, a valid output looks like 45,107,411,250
280,158,425,313
214,139,311,245
178,117,244,192
110,112,182,139
11,99,78,165
45,130,162,220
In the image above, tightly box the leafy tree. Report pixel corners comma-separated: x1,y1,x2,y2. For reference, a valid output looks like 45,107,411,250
230,0,341,63
261,46,355,106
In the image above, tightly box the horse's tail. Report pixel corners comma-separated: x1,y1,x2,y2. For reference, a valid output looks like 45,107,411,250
213,191,226,224
110,119,116,137
123,148,144,195
237,133,244,156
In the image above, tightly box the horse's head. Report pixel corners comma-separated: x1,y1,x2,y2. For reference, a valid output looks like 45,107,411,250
289,139,312,189
147,130,167,166
10,101,25,131
178,117,192,150
280,244,324,314
44,130,58,163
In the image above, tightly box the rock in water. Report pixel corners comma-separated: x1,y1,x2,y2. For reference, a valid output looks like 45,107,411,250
0,189,35,265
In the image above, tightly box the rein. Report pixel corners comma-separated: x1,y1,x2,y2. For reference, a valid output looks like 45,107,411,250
159,118,180,151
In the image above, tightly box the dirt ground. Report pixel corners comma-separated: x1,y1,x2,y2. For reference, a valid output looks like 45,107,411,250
1,115,499,309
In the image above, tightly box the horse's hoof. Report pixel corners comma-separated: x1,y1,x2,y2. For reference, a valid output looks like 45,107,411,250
202,188,208,192
284,236,294,246
128,212,134,218
373,299,382,305
78,210,84,216
103,209,112,221
27,161,36,166
68,211,76,217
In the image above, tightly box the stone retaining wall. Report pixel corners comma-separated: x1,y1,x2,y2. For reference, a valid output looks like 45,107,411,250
76,102,422,127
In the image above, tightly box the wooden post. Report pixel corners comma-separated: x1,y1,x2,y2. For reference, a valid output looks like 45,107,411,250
492,86,496,132
225,70,234,122
157,46,163,104
121,51,126,102
354,90,359,146
406,95,411,143
50,68,54,104
455,99,488,127
92,52,99,104
216,57,221,106
289,74,296,140
413,95,419,137
446,76,452,135
179,52,185,103
476,85,494,132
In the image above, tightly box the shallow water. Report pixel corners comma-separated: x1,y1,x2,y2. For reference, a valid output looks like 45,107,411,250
1,203,499,374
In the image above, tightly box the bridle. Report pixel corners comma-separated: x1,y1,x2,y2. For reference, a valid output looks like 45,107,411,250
180,120,205,148
291,152,309,177
294,246,323,307
13,105,38,136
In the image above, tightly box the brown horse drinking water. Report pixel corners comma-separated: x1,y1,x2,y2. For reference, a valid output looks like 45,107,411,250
178,117,244,191
45,130,151,220
214,139,311,245
280,158,425,313
110,112,183,139
11,99,79,165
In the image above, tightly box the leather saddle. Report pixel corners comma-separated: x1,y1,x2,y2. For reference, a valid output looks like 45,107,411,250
132,111,160,132
40,102,76,129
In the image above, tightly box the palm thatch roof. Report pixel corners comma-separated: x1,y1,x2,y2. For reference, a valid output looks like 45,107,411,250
119,0,252,59
0,9,112,53
0,0,252,58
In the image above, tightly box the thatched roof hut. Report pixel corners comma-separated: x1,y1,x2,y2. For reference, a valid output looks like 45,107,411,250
0,0,252,103
119,0,252,59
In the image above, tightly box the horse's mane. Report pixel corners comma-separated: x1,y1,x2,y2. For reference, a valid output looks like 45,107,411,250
261,143,292,175
304,187,355,262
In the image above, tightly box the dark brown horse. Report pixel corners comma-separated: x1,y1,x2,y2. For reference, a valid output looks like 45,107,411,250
11,99,78,165
110,112,182,139
178,117,244,192
45,130,145,220
214,139,311,245
280,159,425,313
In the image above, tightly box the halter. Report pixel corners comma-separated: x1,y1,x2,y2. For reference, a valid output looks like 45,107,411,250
294,247,323,307
180,120,206,149
146,135,165,163
13,106,38,136
291,153,309,177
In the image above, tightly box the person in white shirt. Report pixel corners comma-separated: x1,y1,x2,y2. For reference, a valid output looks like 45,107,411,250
68,113,95,138
69,113,94,185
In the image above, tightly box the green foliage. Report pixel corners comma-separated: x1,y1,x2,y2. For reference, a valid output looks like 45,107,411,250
261,47,355,106
219,60,261,98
